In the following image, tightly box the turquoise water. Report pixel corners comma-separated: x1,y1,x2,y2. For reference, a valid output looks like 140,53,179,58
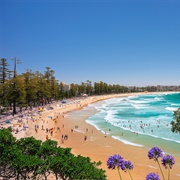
85,92,180,156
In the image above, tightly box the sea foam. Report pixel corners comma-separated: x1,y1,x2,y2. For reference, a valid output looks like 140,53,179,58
85,92,180,155
112,136,144,147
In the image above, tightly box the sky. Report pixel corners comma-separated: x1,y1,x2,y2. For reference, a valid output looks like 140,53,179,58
1,0,180,87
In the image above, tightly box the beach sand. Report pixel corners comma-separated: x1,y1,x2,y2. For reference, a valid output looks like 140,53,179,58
4,93,180,179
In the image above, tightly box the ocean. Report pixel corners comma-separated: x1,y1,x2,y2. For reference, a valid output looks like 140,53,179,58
84,92,180,156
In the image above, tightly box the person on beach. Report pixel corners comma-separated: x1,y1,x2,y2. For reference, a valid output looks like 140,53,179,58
16,128,19,133
84,135,87,141
61,135,64,143
57,126,60,132
46,135,48,140
104,131,107,138
64,134,68,140
46,128,48,133
50,130,53,136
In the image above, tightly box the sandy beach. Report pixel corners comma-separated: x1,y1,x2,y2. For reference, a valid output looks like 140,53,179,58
2,92,180,179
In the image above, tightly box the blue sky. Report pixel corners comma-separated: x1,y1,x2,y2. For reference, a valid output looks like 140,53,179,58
1,0,180,86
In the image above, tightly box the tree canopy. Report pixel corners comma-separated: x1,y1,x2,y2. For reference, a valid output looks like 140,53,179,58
0,57,160,115
171,108,180,134
0,129,106,180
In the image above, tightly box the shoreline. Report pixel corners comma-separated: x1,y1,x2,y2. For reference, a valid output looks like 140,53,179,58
55,102,180,180
1,92,180,179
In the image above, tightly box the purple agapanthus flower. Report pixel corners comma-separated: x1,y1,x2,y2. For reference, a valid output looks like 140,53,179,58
161,155,175,169
107,154,124,169
148,147,163,160
121,160,134,171
146,173,160,180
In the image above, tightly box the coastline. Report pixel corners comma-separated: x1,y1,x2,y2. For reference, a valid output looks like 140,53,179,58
2,92,180,179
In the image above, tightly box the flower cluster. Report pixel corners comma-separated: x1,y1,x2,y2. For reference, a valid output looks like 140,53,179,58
107,154,133,171
107,154,133,180
107,147,175,180
146,172,160,180
107,154,124,169
161,155,175,169
147,147,175,180
121,160,134,171
148,147,163,161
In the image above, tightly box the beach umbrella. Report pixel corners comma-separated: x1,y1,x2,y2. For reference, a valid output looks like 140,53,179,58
5,120,11,124
61,100,66,103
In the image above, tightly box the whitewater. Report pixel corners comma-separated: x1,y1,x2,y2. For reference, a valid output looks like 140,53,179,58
85,92,180,156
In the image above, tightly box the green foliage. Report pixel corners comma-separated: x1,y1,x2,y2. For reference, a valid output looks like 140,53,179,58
0,129,17,179
94,81,128,95
171,108,180,134
65,155,106,180
7,126,12,132
16,137,42,155
23,71,39,106
0,58,9,84
0,129,106,179
0,128,16,149
0,57,136,110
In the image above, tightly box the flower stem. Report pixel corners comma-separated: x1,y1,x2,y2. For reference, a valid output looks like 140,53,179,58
127,169,133,180
117,167,122,180
157,159,165,180
168,165,170,180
